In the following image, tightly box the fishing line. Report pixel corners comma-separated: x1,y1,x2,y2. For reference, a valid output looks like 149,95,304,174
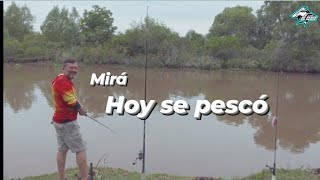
85,114,118,134
266,70,280,180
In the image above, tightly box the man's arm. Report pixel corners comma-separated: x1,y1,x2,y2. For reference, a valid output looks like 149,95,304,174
78,106,87,116
62,92,87,116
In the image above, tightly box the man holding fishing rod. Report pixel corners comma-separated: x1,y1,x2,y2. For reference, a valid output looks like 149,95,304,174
51,59,89,180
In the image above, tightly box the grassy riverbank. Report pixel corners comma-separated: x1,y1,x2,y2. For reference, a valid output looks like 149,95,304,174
20,167,320,180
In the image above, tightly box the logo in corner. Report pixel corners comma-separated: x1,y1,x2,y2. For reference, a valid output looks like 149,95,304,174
290,5,318,27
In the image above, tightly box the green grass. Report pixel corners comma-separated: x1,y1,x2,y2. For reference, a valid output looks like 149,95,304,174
234,168,320,180
21,167,194,180
18,167,319,180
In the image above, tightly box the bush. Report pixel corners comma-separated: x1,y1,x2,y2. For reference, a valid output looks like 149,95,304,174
225,58,258,69
4,38,25,61
194,56,222,70
205,36,241,60
83,47,102,64
24,46,45,58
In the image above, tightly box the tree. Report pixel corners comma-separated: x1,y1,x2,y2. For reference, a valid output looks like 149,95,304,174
208,6,258,47
41,6,81,46
205,36,241,61
41,6,66,42
257,1,320,44
257,1,320,71
120,26,145,56
120,17,180,57
4,27,10,40
185,30,206,55
4,2,35,41
254,2,277,49
80,5,117,45
63,7,81,46
144,17,180,56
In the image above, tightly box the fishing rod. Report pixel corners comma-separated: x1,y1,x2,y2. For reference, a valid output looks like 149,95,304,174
85,114,118,134
132,6,149,179
142,6,149,176
266,70,280,180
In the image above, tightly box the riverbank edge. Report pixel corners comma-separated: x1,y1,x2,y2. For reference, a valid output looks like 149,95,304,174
4,61,320,75
16,167,320,180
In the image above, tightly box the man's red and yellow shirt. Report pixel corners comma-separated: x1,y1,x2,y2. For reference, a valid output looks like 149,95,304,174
52,74,80,123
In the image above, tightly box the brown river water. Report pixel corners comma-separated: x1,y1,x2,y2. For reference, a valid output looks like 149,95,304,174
3,63,320,179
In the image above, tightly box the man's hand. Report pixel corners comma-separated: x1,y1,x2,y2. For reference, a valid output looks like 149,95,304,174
78,107,87,116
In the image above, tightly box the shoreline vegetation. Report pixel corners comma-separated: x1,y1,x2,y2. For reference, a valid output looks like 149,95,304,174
4,2,320,73
15,167,320,180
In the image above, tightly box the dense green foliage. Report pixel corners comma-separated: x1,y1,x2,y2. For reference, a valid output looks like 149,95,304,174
3,2,320,72
80,5,117,45
4,2,34,41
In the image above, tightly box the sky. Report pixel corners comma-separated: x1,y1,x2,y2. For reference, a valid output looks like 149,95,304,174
4,1,265,36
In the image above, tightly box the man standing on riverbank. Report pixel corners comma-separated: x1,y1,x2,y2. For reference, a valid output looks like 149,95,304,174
51,59,89,180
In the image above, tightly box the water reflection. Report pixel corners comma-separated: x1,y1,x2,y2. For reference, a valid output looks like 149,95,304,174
3,64,53,113
4,63,320,154
4,65,320,153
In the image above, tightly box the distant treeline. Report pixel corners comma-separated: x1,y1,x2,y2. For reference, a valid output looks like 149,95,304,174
4,2,320,72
